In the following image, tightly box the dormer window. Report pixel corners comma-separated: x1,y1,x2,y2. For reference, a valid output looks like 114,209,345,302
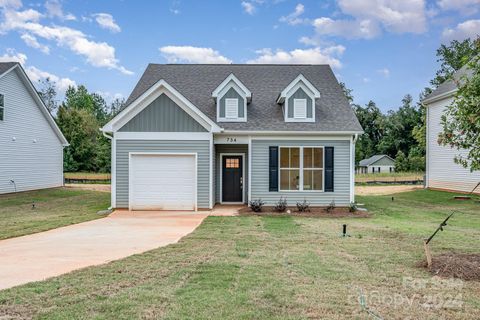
212,74,251,122
277,74,320,123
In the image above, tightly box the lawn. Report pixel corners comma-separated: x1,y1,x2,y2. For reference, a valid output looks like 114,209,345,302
356,171,424,183
64,172,111,180
0,188,110,240
0,190,479,319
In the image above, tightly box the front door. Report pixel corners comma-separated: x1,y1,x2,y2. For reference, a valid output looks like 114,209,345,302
222,155,243,202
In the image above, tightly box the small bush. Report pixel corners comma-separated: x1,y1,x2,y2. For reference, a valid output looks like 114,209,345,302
249,199,265,212
325,200,336,213
273,196,288,212
296,199,310,212
349,202,358,213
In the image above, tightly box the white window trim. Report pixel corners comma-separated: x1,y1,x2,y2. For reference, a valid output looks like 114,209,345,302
219,153,246,204
284,81,316,123
225,98,239,119
278,146,325,192
216,81,247,122
293,98,307,119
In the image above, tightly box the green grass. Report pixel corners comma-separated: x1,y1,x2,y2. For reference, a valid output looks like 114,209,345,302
356,171,424,183
0,188,110,240
0,190,479,319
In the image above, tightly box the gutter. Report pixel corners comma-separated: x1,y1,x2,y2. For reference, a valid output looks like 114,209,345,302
422,88,457,105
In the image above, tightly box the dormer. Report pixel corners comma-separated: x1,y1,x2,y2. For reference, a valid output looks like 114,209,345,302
212,74,251,122
277,74,320,123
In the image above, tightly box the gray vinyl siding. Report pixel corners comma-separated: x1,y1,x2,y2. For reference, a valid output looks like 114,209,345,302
287,87,313,119
371,156,394,166
115,140,210,208
0,69,63,194
219,87,245,118
250,139,351,206
215,144,248,203
119,93,206,132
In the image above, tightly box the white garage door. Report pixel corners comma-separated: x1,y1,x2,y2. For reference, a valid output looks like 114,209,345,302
130,154,196,210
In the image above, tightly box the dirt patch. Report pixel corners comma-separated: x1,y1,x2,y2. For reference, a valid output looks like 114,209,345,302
420,253,480,281
238,206,370,218
65,184,111,193
356,185,422,196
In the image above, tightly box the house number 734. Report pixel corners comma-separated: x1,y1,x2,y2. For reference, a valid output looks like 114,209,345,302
226,137,237,142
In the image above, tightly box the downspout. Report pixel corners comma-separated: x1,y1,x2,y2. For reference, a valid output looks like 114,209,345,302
101,129,113,210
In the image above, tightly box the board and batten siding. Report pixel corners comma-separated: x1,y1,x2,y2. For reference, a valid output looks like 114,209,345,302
119,93,206,132
427,97,480,193
215,144,249,203
0,69,63,194
115,140,210,208
250,139,351,206
287,87,313,119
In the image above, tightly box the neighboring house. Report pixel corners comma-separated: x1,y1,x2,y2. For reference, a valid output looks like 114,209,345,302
357,154,395,174
423,65,480,194
0,62,68,194
102,64,363,210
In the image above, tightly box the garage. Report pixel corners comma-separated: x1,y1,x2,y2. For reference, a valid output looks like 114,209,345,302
129,153,196,210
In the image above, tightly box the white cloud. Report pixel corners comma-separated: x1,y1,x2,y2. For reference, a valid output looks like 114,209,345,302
442,19,480,41
241,1,255,15
377,67,390,77
20,33,50,54
45,0,76,21
0,5,132,74
312,17,381,39
437,0,480,14
93,13,121,33
247,46,345,69
0,49,75,93
159,46,232,64
280,3,307,25
96,91,124,103
0,0,22,9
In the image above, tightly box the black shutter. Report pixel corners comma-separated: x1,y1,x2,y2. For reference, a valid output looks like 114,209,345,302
325,147,334,192
269,146,279,192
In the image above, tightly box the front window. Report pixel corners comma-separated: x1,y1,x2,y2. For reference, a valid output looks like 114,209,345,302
0,94,4,121
280,147,324,191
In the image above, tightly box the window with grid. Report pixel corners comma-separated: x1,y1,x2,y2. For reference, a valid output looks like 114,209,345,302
279,147,324,191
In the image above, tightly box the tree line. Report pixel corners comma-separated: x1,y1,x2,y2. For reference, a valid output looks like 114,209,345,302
346,37,480,172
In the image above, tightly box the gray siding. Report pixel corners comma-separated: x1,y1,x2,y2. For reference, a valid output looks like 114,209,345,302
219,87,245,118
371,156,395,166
215,144,249,203
119,93,206,132
251,139,351,206
0,69,63,194
287,87,313,119
115,140,210,208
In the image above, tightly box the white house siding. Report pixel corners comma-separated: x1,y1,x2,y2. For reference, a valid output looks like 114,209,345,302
367,165,394,173
0,69,63,194
250,139,352,206
427,97,480,193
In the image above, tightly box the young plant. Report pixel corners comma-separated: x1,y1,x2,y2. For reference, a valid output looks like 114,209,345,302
325,200,336,213
249,199,265,212
296,199,310,212
274,196,288,213
349,202,358,213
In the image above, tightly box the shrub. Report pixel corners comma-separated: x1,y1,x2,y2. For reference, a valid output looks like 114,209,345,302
325,200,336,213
249,199,265,212
349,202,358,213
296,199,310,212
273,197,288,212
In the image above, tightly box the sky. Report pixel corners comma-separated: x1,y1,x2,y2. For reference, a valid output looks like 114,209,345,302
0,0,479,112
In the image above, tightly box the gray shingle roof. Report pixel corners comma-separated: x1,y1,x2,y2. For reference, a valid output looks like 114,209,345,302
0,62,18,76
358,154,393,166
423,64,474,103
122,64,363,132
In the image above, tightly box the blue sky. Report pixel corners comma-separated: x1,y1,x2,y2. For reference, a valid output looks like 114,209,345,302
1,0,479,111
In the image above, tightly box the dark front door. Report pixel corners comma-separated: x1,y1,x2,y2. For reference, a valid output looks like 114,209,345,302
222,155,243,202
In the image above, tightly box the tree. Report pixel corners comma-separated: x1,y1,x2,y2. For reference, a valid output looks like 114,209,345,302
431,37,480,87
353,101,385,161
339,82,354,104
37,77,59,114
438,57,480,171
395,150,409,172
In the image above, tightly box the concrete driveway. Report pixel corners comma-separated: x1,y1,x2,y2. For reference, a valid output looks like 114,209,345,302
0,210,208,290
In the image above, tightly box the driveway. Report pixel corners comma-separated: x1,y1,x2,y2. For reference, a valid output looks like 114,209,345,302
0,210,208,290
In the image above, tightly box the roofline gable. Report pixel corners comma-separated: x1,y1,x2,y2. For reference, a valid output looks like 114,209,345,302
277,74,320,104
212,73,252,102
2,64,69,146
102,79,222,133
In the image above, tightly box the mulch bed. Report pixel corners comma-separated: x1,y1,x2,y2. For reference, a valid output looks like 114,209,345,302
420,253,480,281
238,206,370,218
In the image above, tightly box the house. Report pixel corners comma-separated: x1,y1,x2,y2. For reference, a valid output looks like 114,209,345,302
101,64,363,210
357,154,395,174
0,62,68,194
423,65,480,194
